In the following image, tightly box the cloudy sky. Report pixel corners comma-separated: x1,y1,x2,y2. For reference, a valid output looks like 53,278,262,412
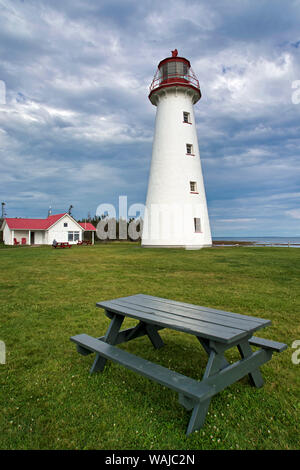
0,0,299,236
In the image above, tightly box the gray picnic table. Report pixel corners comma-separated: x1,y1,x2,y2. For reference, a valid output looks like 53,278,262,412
70,294,287,435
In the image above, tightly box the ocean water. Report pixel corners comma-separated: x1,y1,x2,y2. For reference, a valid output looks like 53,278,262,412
213,236,300,247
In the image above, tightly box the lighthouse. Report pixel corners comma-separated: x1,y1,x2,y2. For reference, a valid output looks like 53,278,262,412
141,50,212,249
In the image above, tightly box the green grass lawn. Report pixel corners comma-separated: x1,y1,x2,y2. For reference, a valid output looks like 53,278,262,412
0,243,299,450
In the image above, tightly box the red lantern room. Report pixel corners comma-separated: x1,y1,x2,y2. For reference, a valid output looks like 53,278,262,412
149,49,201,105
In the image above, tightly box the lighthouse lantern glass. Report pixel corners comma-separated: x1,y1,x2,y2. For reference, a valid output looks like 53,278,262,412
160,60,189,84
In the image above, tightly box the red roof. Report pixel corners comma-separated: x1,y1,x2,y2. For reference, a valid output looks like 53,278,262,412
44,213,67,228
4,214,95,231
78,222,96,231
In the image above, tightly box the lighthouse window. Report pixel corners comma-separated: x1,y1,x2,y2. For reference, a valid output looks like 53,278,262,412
160,61,189,81
194,218,202,233
190,181,197,192
183,112,190,123
186,144,193,155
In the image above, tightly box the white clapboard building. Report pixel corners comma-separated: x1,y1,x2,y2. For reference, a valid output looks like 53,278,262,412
141,50,212,249
1,213,96,245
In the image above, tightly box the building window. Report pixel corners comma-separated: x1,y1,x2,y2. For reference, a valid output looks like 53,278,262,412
194,217,201,233
186,143,193,155
190,181,197,192
64,223,68,227
68,231,80,241
183,111,191,123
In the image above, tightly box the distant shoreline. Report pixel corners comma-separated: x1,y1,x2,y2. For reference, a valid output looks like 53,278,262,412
213,240,254,246
212,240,299,247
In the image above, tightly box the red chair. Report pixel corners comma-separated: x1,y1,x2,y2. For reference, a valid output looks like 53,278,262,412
14,238,20,245
21,238,27,245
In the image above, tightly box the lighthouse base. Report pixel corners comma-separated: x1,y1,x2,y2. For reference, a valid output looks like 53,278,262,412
141,244,212,249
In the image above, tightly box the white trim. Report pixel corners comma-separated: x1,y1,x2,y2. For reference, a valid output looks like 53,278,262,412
47,213,84,232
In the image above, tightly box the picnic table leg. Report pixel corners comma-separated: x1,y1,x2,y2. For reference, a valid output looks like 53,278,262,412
145,324,164,349
77,322,165,356
237,339,264,388
90,313,124,374
186,347,225,435
197,337,229,369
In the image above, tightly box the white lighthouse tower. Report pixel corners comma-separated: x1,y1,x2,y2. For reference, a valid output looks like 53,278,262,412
141,50,212,248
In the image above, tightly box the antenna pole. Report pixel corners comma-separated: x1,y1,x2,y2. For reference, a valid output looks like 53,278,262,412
1,202,6,218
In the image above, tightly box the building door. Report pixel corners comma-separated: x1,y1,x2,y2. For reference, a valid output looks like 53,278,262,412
30,232,35,245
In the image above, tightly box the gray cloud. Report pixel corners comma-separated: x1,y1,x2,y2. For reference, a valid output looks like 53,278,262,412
0,0,299,235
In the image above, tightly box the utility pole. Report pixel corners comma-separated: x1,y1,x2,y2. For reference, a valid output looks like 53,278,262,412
1,202,6,219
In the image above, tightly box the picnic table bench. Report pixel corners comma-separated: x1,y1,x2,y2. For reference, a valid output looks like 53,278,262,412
70,294,287,435
77,240,92,245
53,242,72,249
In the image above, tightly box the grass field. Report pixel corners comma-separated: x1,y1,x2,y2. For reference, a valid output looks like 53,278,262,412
0,243,299,450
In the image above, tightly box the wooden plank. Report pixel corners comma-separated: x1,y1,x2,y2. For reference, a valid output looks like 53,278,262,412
132,294,270,326
237,339,264,388
107,299,262,339
249,336,287,353
100,301,245,342
201,348,273,393
76,324,165,356
197,337,229,369
145,324,165,349
112,296,265,333
186,345,226,435
101,300,250,343
70,334,214,402
103,299,256,338
90,313,124,374
97,301,247,343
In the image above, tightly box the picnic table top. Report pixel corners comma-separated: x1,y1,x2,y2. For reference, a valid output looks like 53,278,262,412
97,294,271,345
